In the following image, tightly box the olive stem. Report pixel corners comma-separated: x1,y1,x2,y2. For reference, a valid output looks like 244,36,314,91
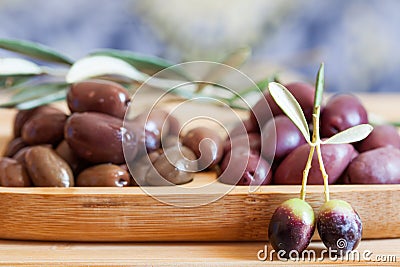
300,145,315,200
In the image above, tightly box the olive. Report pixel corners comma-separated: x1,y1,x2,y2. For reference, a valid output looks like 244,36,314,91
219,146,272,185
250,82,315,128
145,146,197,186
55,140,88,175
76,164,130,187
321,94,368,137
317,200,362,255
274,143,355,185
262,115,306,161
67,80,130,119
224,133,261,155
13,105,62,138
268,198,315,257
344,146,400,184
357,124,400,152
25,146,74,187
65,112,138,164
21,112,67,146
3,137,27,157
229,119,260,138
0,157,32,187
182,127,223,170
130,150,162,186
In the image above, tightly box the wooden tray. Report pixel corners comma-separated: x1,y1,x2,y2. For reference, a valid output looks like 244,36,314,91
0,96,399,242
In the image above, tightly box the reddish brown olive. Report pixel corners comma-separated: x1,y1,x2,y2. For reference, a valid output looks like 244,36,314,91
0,157,32,187
356,124,400,152
3,137,27,157
67,80,130,119
76,164,130,187
224,133,261,154
55,140,88,175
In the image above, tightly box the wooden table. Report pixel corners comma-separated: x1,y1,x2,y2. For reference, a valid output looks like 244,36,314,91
0,93,399,266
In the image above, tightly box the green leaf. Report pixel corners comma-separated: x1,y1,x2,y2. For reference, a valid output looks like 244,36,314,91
89,49,190,79
0,75,34,89
269,82,311,142
16,89,67,110
66,55,149,83
0,58,42,76
0,38,73,65
314,63,324,108
196,46,251,92
0,82,68,108
322,124,373,144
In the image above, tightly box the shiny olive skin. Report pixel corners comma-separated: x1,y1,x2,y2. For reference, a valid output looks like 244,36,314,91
55,140,87,175
219,146,272,185
3,137,27,157
262,115,306,161
25,146,74,187
357,124,400,152
224,133,261,155
317,200,362,255
344,147,400,184
13,105,62,138
250,82,315,128
268,198,315,257
145,146,197,186
22,112,67,146
130,150,162,186
76,164,130,187
274,143,355,185
65,112,138,164
182,127,224,170
0,157,32,187
321,94,368,137
67,80,130,119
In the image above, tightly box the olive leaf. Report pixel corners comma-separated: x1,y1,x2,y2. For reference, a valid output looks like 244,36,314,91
314,63,324,107
15,89,67,110
322,124,373,145
66,55,149,84
0,39,73,65
0,58,42,76
268,82,311,142
89,49,190,79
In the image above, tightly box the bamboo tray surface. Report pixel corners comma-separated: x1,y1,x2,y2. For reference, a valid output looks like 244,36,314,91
0,94,399,242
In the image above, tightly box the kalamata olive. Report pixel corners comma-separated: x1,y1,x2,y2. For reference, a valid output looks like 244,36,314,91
13,105,62,138
262,115,306,161
224,133,261,154
76,164,130,187
274,143,355,185
0,157,31,187
22,112,67,145
25,146,74,187
55,140,87,174
3,137,27,157
321,94,368,137
67,80,130,119
344,147,400,184
161,135,181,149
130,150,162,186
65,112,138,164
128,109,171,154
250,82,315,128
167,114,181,136
356,125,400,152
182,127,223,169
229,119,260,138
12,145,51,165
145,146,197,186
219,146,272,185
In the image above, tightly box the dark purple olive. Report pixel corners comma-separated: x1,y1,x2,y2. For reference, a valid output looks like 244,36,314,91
25,146,74,187
0,157,32,187
13,105,62,138
67,80,130,119
262,115,306,161
219,146,272,185
55,140,88,175
274,143,355,185
182,127,224,170
229,119,260,138
268,198,315,257
357,124,400,152
250,82,315,128
3,137,27,157
345,146,400,184
65,112,138,164
317,200,362,255
224,133,261,155
76,164,130,187
321,94,368,138
21,112,67,146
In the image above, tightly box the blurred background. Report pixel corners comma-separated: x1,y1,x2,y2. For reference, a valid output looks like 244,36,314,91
0,0,399,92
